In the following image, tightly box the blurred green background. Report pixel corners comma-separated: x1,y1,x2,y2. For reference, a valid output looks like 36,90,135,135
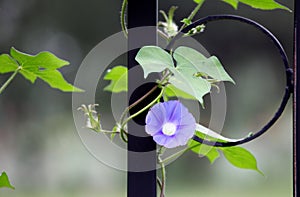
0,0,293,196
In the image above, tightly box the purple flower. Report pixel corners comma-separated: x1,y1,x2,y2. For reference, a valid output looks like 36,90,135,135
145,100,196,148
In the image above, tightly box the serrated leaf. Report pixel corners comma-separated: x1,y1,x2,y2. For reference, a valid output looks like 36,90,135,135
104,66,128,93
221,146,263,175
188,139,220,164
0,54,19,74
0,172,15,190
4,47,83,92
222,0,291,11
135,46,174,78
164,84,197,100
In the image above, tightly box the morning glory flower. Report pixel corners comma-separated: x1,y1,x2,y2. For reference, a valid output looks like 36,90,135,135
145,100,196,148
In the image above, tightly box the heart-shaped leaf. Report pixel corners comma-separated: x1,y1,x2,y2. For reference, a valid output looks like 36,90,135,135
173,46,235,84
135,46,235,106
169,66,211,105
135,46,174,78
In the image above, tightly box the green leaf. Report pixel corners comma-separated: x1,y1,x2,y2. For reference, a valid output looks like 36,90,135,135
135,46,235,106
0,54,19,74
188,130,262,173
6,47,83,92
169,46,235,106
164,84,197,100
169,67,211,105
0,172,15,190
193,0,205,4
19,69,37,83
173,47,235,84
135,46,174,78
222,0,238,9
111,125,119,141
222,0,291,11
181,18,192,26
104,66,128,93
11,48,69,70
221,147,263,174
188,139,220,164
36,70,82,92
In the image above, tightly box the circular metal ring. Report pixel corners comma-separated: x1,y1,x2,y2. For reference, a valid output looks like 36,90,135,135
167,15,293,147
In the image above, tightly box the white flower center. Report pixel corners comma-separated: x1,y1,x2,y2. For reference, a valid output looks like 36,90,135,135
162,122,177,136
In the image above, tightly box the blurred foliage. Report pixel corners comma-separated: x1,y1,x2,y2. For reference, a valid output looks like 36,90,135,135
0,172,14,189
0,48,83,93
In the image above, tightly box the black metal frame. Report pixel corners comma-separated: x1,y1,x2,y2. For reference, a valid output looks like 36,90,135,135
127,0,157,197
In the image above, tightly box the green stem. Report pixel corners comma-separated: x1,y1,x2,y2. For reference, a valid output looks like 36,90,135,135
120,129,128,143
118,85,159,127
0,67,20,95
160,161,166,197
121,87,164,129
129,85,158,110
158,146,167,197
97,130,119,134
121,0,128,38
118,70,171,127
159,70,173,85
157,144,202,196
178,0,205,33
157,176,163,191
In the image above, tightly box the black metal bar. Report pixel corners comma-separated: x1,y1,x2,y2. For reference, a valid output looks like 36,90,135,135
294,0,299,196
167,15,293,147
127,0,157,197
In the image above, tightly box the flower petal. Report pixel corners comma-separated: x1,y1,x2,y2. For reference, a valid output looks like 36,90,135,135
146,100,196,148
178,114,196,128
145,112,162,135
148,102,167,124
153,132,168,146
163,100,180,121
164,136,180,148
